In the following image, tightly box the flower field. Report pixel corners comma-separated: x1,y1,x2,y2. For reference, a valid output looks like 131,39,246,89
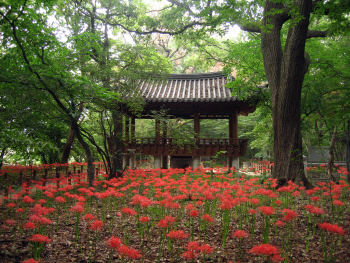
1,166,350,262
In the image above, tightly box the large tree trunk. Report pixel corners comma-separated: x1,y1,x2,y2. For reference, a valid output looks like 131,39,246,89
261,0,313,189
60,124,76,164
71,121,95,187
109,110,124,179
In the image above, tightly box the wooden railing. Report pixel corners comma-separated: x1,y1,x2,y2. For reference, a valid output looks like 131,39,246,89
123,137,248,157
127,137,245,145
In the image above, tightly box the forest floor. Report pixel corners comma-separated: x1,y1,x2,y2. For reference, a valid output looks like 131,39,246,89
0,169,349,263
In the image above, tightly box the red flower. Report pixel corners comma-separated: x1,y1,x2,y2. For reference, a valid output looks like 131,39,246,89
107,236,122,250
22,259,39,263
259,206,274,216
311,196,320,202
275,220,285,227
6,203,16,208
199,244,214,254
189,210,199,217
309,206,325,215
249,244,280,256
23,196,35,204
157,219,168,228
83,214,95,221
120,207,137,216
70,204,84,213
17,208,24,213
187,241,200,251
232,230,248,239
182,250,197,260
89,220,103,231
118,245,142,259
139,216,150,223
166,230,189,240
282,209,298,222
55,196,66,203
24,222,36,229
202,214,214,223
319,222,346,235
249,209,256,214
28,234,52,244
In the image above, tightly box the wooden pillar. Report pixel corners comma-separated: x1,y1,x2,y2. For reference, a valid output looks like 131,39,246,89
125,116,130,142
155,119,161,139
229,109,238,142
68,171,72,185
155,120,161,168
130,116,135,142
193,113,201,169
194,112,200,137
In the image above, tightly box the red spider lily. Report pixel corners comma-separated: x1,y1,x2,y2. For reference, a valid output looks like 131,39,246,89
166,230,189,240
275,220,285,227
199,244,214,254
157,219,169,228
185,203,195,211
189,210,200,217
282,209,298,221
70,204,84,213
139,216,150,223
333,200,345,206
5,219,15,227
89,220,103,231
28,234,52,244
202,214,214,223
249,244,280,256
17,208,24,213
232,230,248,239
120,207,137,216
182,250,198,260
23,196,35,204
187,241,200,251
107,236,122,250
24,222,36,229
164,215,176,224
319,222,346,235
249,209,256,214
271,253,284,262
309,206,325,215
22,259,38,263
38,199,46,204
275,200,283,205
6,203,16,208
311,196,321,202
83,214,96,221
55,196,66,203
259,206,274,216
118,244,142,259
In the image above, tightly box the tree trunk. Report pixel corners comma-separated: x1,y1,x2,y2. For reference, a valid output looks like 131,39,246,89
261,0,313,189
60,124,76,164
71,121,95,187
109,110,124,179
328,125,337,181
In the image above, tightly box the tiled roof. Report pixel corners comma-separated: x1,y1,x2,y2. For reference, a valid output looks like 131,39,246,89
132,72,236,102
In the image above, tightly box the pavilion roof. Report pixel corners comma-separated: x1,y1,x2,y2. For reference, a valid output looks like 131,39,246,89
132,71,237,103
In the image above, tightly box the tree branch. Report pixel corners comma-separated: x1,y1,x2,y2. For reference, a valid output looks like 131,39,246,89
306,29,329,38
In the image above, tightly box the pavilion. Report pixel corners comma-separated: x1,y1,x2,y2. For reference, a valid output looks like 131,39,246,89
122,71,256,169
